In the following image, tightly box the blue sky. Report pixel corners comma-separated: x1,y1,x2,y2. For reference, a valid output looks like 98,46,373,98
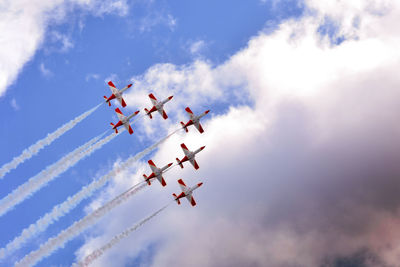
2,0,400,266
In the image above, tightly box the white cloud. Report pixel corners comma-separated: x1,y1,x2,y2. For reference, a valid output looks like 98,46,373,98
0,0,130,98
189,40,206,55
49,31,74,52
85,73,100,82
39,63,52,77
139,12,177,33
75,0,400,266
10,98,20,111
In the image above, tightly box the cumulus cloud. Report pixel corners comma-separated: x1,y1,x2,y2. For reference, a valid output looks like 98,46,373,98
75,0,400,266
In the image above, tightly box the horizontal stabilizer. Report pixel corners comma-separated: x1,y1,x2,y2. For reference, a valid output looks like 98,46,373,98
180,121,188,132
176,158,183,169
144,108,153,119
104,96,111,106
143,174,151,185
173,193,181,205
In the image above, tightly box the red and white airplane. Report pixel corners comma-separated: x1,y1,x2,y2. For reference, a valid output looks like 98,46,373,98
180,107,210,134
144,93,173,119
176,143,205,170
173,179,203,206
110,108,139,134
143,160,173,187
103,81,132,107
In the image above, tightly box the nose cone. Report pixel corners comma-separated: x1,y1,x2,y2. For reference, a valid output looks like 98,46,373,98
200,146,206,151
205,110,210,114
168,95,173,100
127,83,133,88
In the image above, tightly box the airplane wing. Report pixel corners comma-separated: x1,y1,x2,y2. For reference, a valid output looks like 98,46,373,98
194,122,204,133
117,96,127,107
185,193,196,206
185,107,195,120
108,81,118,94
157,108,168,119
148,93,158,106
180,143,190,157
189,158,200,170
156,175,167,187
177,179,187,192
148,160,158,173
115,108,126,121
123,123,133,134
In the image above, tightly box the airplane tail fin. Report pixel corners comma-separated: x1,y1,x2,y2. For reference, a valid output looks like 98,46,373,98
180,121,188,132
110,123,118,133
144,108,153,119
143,174,151,185
172,193,181,205
104,96,111,106
176,158,183,169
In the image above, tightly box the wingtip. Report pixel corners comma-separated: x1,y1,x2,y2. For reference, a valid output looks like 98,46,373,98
198,182,203,187
200,146,206,150
169,95,173,100
127,83,133,88
205,110,210,114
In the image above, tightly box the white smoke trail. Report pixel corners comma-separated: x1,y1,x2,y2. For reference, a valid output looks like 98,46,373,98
75,204,170,267
15,182,148,267
0,130,177,259
0,131,117,218
0,104,101,180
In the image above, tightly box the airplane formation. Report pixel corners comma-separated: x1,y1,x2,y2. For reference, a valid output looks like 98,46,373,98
105,81,208,206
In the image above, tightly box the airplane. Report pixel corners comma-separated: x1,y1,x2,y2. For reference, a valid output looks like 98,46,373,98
180,107,210,134
110,108,139,134
172,179,203,206
176,143,205,170
143,160,173,186
103,81,132,107
144,93,173,119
